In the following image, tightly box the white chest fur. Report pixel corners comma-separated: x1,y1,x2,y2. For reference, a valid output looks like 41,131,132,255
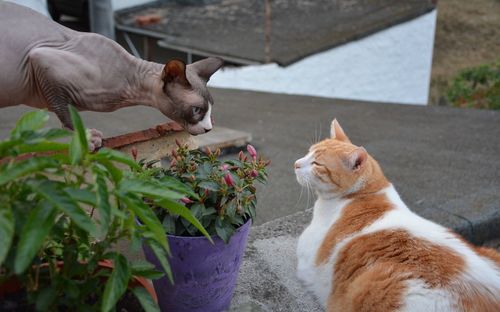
296,187,500,310
296,197,350,305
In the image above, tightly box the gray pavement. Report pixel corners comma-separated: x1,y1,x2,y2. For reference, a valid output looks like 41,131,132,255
1,88,499,244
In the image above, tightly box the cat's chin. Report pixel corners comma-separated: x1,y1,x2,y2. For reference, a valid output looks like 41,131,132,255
294,173,307,186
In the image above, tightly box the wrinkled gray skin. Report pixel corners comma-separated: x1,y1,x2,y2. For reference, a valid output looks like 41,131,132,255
0,2,223,148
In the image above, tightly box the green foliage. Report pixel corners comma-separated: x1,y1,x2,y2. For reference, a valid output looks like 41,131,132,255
144,143,270,243
0,108,204,311
447,60,500,110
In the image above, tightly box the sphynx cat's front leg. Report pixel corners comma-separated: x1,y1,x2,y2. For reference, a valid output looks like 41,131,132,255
29,48,103,151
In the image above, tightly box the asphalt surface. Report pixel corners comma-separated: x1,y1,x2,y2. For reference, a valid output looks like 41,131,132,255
1,88,499,244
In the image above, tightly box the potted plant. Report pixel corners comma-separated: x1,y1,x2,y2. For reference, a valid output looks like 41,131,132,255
0,107,209,311
141,142,270,311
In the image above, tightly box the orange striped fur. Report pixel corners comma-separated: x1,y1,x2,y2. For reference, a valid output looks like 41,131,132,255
295,119,500,312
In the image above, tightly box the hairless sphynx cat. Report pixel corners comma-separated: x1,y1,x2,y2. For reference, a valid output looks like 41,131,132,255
0,2,223,150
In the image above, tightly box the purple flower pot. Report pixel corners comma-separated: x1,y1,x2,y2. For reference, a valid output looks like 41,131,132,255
143,220,251,312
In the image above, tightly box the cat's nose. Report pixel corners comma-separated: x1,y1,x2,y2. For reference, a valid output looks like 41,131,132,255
294,161,301,169
204,128,212,133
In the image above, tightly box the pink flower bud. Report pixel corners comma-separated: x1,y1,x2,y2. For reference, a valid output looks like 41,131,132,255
175,139,182,147
238,151,244,161
224,173,234,187
170,158,177,167
250,169,258,178
220,164,229,171
180,197,193,204
131,147,138,161
171,149,177,158
247,144,257,160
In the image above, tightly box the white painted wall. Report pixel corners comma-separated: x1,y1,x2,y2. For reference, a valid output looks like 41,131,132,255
209,10,437,105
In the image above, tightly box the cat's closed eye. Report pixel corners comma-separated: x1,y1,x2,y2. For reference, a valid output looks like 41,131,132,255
312,161,324,167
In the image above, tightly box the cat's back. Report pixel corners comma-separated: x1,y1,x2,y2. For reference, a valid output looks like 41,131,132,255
0,2,77,105
0,2,76,57
298,185,500,312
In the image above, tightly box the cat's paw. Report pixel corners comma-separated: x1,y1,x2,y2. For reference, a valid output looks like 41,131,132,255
86,128,103,152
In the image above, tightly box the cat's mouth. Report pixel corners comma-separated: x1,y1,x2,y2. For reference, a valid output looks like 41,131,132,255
186,123,212,135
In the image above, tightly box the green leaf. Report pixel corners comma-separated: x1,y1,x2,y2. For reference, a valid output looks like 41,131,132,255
0,140,19,157
15,202,57,274
203,207,217,217
123,197,169,253
64,188,97,206
131,286,160,312
35,287,57,311
11,110,49,138
215,217,235,244
16,141,68,154
146,240,173,284
92,148,140,170
32,181,97,236
119,178,186,201
94,168,111,236
198,181,220,192
156,198,212,244
0,206,14,266
159,175,198,199
225,201,237,219
38,128,72,139
131,262,164,280
96,158,123,183
249,201,257,219
161,215,176,235
0,157,57,186
101,254,131,312
68,105,87,165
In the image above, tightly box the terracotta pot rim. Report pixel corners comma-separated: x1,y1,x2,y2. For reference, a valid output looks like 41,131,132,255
0,260,157,303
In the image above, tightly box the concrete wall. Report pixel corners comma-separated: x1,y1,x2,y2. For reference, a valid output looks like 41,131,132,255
209,10,437,105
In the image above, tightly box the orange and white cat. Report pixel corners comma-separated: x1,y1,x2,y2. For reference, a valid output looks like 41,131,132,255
295,119,500,312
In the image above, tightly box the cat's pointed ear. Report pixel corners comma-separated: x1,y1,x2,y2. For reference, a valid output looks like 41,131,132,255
345,147,368,171
330,119,351,143
163,59,191,88
188,57,224,83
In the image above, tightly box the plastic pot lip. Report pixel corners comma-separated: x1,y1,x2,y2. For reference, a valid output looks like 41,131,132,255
165,218,252,241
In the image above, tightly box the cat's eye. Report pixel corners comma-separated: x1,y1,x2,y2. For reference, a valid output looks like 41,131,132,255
192,107,202,115
312,161,323,167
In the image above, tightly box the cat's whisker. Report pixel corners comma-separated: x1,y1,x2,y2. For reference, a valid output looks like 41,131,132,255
295,185,305,208
305,178,313,209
